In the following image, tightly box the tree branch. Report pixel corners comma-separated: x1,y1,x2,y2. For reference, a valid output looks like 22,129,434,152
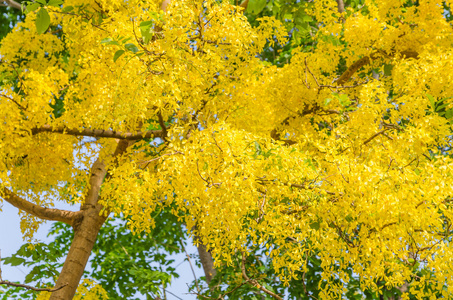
82,159,107,208
2,0,21,10
1,187,81,226
31,125,164,140
363,129,388,145
336,0,345,13
0,281,68,292
241,252,283,300
337,50,418,85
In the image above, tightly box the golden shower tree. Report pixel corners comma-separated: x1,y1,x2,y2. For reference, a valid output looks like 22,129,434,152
1,0,453,299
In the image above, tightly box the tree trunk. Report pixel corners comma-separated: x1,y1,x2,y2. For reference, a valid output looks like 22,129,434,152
196,243,216,284
49,158,109,299
49,208,106,299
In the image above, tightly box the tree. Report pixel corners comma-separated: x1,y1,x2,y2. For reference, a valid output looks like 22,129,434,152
1,0,453,299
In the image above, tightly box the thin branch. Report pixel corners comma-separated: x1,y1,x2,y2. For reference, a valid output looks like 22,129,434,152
138,151,184,167
164,289,184,300
305,58,322,88
2,0,21,10
0,94,26,111
1,187,81,226
241,252,283,300
255,192,266,224
180,241,201,295
157,111,168,139
0,281,68,292
31,125,164,140
363,129,388,145
319,81,368,89
196,160,209,184
301,255,318,300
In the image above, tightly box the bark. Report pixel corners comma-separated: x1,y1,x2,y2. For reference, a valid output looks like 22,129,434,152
49,159,108,300
31,125,164,140
161,0,170,11
1,188,81,226
336,0,345,13
50,209,106,299
50,141,131,300
196,243,216,284
2,0,21,10
337,50,418,85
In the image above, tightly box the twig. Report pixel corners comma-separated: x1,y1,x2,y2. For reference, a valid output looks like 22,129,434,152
301,254,319,300
319,81,368,89
241,252,283,300
196,160,209,184
180,241,201,295
139,151,184,166
0,281,68,292
336,163,349,183
211,134,223,153
0,94,26,111
332,223,356,248
305,58,321,88
165,289,184,300
363,129,388,145
255,193,266,224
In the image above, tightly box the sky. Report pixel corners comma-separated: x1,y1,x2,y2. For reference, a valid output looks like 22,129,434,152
0,200,203,300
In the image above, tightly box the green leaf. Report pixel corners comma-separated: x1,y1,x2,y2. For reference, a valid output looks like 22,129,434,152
254,141,262,156
339,94,350,106
101,37,112,44
3,256,26,266
35,8,50,34
25,2,40,14
113,50,125,62
62,5,73,12
246,0,267,14
125,43,139,53
47,0,64,7
35,0,46,5
324,98,332,106
383,64,393,76
435,102,449,112
140,20,154,27
426,94,436,110
309,221,320,230
446,109,453,119
119,37,132,43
